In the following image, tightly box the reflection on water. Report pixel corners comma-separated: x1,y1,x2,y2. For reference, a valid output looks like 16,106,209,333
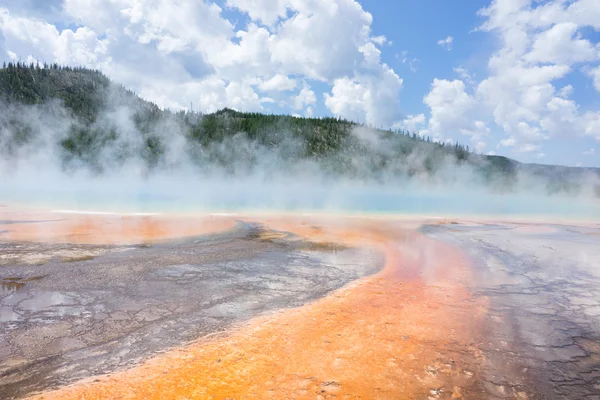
0,276,75,325
0,305,19,322
1,280,25,294
0,276,45,296
1,290,80,326
18,291,72,313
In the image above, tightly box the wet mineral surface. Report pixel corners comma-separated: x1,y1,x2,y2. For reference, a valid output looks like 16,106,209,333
0,220,383,399
424,221,600,399
1,212,600,400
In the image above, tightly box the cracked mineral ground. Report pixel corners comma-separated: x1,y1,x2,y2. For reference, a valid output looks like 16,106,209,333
1,210,599,399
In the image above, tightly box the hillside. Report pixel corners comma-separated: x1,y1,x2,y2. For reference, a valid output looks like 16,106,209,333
0,62,598,196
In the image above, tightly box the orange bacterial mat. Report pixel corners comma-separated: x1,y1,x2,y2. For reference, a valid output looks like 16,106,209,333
28,216,489,399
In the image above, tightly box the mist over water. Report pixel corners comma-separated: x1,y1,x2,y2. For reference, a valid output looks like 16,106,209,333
1,93,599,220
3,171,599,219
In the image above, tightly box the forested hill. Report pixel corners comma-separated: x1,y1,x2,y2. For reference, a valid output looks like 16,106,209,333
0,62,598,196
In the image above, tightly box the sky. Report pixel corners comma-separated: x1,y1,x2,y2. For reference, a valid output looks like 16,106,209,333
0,0,599,167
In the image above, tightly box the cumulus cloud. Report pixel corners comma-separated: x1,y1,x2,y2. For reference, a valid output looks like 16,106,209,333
437,36,453,51
1,0,65,22
371,35,388,46
524,22,598,65
418,0,600,160
324,65,403,127
419,77,498,153
517,143,541,153
582,111,600,141
0,0,405,127
292,84,316,110
394,114,426,132
422,79,475,141
225,0,289,26
0,8,110,67
499,137,517,148
259,74,297,92
586,66,600,92
498,137,542,155
557,84,574,98
3,0,600,162
476,0,600,147
460,120,490,153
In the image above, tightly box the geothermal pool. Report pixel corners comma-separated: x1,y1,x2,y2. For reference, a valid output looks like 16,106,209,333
4,180,600,220
1,205,599,399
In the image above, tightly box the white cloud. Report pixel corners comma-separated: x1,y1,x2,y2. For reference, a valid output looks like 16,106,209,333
420,1,600,158
453,67,475,85
371,35,388,46
422,78,475,140
225,0,289,26
259,74,297,92
437,35,453,51
499,137,517,148
586,66,600,92
393,114,425,132
260,97,276,104
466,0,600,156
460,120,490,153
292,84,316,110
0,0,405,127
498,136,541,153
557,84,574,98
420,78,493,153
582,111,600,141
524,22,598,65
225,80,264,111
324,63,402,127
324,78,369,123
540,96,579,136
136,77,264,113
583,148,595,156
114,0,233,56
4,0,600,156
267,1,379,81
516,143,541,153
0,8,110,67
563,0,600,30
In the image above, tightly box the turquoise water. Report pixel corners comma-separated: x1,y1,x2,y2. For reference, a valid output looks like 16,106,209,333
3,182,599,220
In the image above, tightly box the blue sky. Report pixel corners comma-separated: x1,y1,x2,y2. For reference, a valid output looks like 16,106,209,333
1,0,599,167
362,0,600,167
364,1,489,112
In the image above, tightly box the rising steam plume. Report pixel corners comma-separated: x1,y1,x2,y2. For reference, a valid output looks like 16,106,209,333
1,63,599,217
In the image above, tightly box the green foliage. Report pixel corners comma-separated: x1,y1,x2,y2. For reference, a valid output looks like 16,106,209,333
2,62,598,196
142,135,165,168
60,125,118,172
0,63,476,172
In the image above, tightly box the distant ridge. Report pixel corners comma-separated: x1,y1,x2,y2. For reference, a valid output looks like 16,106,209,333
0,62,598,196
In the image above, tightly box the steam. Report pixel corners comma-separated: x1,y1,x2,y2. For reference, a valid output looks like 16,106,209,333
1,93,599,219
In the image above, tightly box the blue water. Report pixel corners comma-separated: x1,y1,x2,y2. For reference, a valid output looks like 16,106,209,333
3,182,599,220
